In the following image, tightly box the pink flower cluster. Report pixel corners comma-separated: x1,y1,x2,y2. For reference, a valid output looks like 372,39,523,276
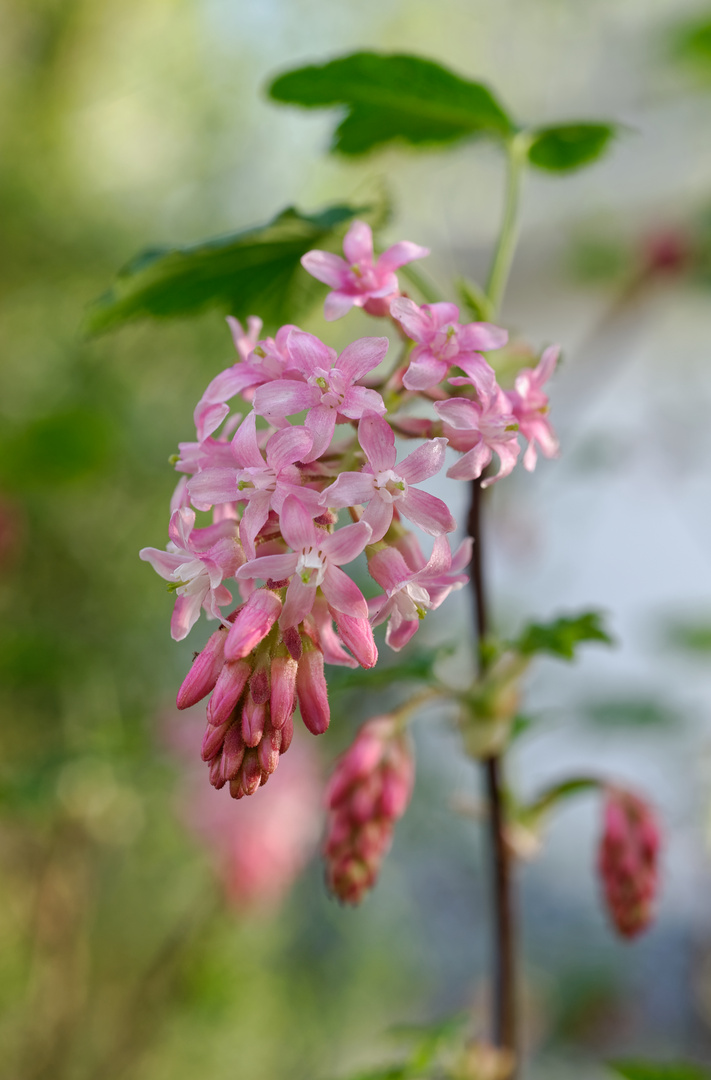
140,219,560,896
323,715,414,903
598,787,660,938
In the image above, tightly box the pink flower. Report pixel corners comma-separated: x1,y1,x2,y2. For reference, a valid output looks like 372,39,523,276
193,316,263,441
505,345,560,470
390,298,506,392
165,710,322,913
236,495,373,634
323,715,414,904
435,386,520,487
301,220,429,321
321,414,456,542
253,330,388,460
368,534,470,651
188,413,322,557
599,787,660,939
139,509,242,640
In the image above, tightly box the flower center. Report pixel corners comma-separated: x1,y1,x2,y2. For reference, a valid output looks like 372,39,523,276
295,546,327,587
310,368,347,410
373,469,407,504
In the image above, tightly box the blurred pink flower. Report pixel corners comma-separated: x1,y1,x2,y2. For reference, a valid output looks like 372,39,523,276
163,708,322,912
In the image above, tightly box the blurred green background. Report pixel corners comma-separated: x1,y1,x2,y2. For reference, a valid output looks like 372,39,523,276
2,1,711,1078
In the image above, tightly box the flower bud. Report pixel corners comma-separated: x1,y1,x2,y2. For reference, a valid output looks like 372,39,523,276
296,640,330,735
323,715,414,904
206,659,250,727
177,628,226,709
225,589,281,660
598,787,660,938
270,652,298,730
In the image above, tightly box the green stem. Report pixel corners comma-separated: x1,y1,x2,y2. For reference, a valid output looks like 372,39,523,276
485,133,530,318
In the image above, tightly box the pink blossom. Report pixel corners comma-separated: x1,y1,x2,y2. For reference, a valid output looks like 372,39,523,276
368,534,470,651
599,787,660,938
192,316,263,441
253,330,388,460
188,413,322,557
140,509,243,640
236,495,373,634
165,710,321,913
435,386,520,487
390,298,506,392
323,715,414,904
301,219,429,321
224,588,282,661
505,345,560,470
321,414,456,542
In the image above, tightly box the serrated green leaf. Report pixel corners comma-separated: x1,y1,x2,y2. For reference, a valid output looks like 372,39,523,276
84,200,385,336
515,611,613,660
609,1060,711,1080
527,123,617,172
269,52,514,155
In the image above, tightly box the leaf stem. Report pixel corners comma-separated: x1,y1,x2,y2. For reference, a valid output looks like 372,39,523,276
484,133,530,318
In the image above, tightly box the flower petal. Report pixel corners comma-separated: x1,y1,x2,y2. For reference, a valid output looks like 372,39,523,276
139,547,184,579
342,220,374,265
446,441,492,481
336,336,389,383
321,564,368,617
300,250,349,288
339,385,386,419
361,494,393,543
322,520,372,565
280,575,316,629
239,490,272,558
399,488,456,535
231,412,264,469
402,352,449,391
237,552,297,582
188,468,240,509
264,424,313,472
457,322,508,352
304,405,337,460
321,471,375,509
377,241,430,273
324,291,358,321
287,329,337,376
358,413,396,472
253,379,317,420
397,437,447,484
280,494,318,551
170,591,204,641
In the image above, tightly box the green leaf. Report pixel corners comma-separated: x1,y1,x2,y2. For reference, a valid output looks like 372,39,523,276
515,611,613,660
527,123,617,172
268,51,514,155
84,200,385,336
670,14,711,74
666,618,711,654
584,698,676,728
609,1061,711,1080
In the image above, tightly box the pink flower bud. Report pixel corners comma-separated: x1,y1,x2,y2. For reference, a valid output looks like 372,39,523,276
270,653,298,730
331,609,378,669
225,589,281,661
598,787,660,939
201,714,233,763
177,628,226,709
323,715,414,904
280,712,295,754
296,641,330,735
206,659,250,727
242,697,266,748
220,723,246,783
249,661,270,706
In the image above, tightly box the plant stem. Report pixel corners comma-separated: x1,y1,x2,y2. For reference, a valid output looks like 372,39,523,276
467,478,517,1063
485,134,529,319
469,134,528,1069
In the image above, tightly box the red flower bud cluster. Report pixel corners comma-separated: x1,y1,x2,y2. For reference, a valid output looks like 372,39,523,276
598,787,660,938
323,715,414,904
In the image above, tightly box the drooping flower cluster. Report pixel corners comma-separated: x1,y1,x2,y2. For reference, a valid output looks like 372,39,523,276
323,715,414,904
140,219,560,897
598,787,660,938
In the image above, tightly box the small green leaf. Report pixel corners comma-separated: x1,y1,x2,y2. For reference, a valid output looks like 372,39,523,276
667,618,711,654
609,1060,711,1080
84,200,385,336
268,52,515,156
515,611,613,660
527,123,617,172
